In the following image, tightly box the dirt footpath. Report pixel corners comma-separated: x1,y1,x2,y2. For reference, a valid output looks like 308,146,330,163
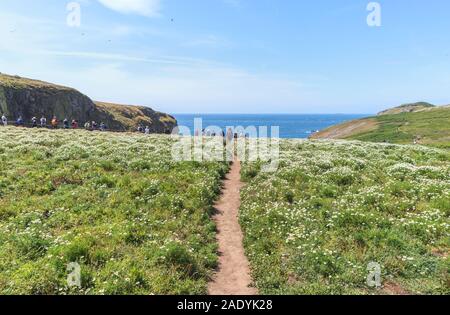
208,160,258,295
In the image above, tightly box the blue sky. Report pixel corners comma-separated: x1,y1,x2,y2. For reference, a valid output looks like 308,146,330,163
1,0,449,114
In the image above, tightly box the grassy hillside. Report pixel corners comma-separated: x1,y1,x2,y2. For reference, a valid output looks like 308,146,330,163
241,139,449,295
378,102,436,116
0,73,74,92
312,106,450,149
0,127,227,294
95,101,177,132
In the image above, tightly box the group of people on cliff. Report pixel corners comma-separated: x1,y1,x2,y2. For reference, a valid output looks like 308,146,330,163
137,124,152,135
1,114,108,131
1,113,155,135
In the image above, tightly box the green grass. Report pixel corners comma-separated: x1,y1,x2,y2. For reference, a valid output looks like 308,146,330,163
349,107,450,149
0,127,228,295
240,139,450,295
2,126,449,295
0,73,73,91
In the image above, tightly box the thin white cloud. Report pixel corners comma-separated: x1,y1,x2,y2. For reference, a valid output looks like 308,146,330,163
97,0,161,17
36,50,190,65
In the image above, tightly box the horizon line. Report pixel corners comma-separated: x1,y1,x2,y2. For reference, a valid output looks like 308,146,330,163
171,113,373,116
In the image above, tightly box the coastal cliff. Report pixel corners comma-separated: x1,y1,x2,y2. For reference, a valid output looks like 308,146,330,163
0,73,177,133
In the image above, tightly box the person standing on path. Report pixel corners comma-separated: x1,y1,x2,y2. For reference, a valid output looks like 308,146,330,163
16,116,24,127
63,118,70,129
40,116,47,128
31,117,37,128
71,120,78,129
51,116,58,129
1,114,7,126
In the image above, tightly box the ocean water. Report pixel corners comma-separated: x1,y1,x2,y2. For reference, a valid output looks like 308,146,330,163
174,114,368,139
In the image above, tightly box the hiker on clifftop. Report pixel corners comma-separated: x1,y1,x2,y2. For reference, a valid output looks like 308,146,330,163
226,128,233,143
63,118,70,129
71,120,78,129
145,126,150,134
99,122,106,131
40,116,47,128
31,117,37,128
51,116,58,129
1,114,7,126
84,121,90,130
16,116,24,127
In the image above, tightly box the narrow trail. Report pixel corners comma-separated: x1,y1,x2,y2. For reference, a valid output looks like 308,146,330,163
208,160,258,295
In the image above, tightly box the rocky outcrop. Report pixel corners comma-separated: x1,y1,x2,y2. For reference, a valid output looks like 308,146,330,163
95,101,177,133
377,102,436,116
0,73,177,133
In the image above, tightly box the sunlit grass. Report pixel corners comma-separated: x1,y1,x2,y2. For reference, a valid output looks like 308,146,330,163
240,139,450,295
0,127,227,295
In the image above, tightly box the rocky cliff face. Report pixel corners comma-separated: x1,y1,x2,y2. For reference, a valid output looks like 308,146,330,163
0,73,177,133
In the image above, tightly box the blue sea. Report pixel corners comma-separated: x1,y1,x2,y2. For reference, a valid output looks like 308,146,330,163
174,114,369,139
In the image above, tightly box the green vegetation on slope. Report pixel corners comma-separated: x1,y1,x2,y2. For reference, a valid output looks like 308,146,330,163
313,106,450,149
0,127,227,294
0,73,73,92
378,102,436,116
350,107,450,148
240,139,450,295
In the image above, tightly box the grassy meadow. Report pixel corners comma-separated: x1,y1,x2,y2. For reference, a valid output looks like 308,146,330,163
240,140,450,294
0,127,228,294
1,126,449,295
